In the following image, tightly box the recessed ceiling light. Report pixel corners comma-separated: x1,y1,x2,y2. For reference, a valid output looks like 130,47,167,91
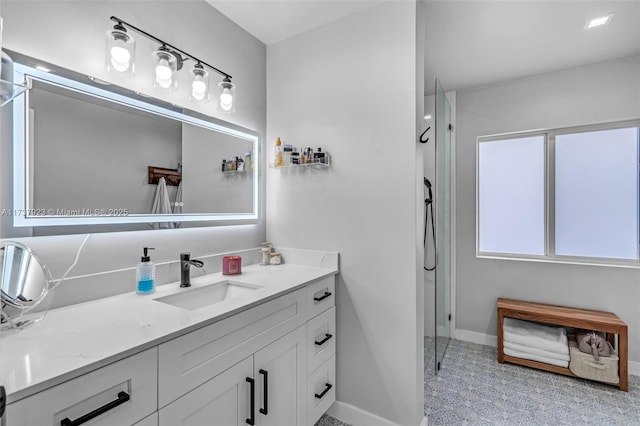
585,13,614,29
424,114,432,120
34,65,51,72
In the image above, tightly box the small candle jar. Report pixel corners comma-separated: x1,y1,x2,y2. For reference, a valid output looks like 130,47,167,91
223,256,242,275
260,242,272,266
269,252,282,265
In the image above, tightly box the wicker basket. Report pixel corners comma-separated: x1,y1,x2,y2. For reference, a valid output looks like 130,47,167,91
568,338,619,384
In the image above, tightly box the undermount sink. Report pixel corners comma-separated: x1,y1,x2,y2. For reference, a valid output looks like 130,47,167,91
154,280,262,311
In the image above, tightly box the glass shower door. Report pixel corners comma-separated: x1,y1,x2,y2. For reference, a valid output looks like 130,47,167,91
434,77,451,372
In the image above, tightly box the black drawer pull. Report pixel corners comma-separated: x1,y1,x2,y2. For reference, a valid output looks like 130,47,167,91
315,333,333,346
60,391,129,426
246,377,255,425
259,369,268,415
1,385,6,418
314,291,332,302
314,383,333,399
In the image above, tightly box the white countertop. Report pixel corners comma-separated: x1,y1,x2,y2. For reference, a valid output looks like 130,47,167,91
0,261,337,404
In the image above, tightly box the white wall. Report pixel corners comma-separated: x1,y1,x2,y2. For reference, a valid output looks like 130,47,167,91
0,0,266,305
456,57,640,360
267,2,424,425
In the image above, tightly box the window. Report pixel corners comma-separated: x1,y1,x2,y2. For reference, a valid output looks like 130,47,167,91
477,121,640,265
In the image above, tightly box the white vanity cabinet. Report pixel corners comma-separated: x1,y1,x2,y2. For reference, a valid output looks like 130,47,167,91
5,270,337,426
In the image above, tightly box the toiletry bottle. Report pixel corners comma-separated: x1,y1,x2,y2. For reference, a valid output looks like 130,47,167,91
275,137,283,167
291,148,300,165
136,247,155,294
283,144,293,166
245,151,253,171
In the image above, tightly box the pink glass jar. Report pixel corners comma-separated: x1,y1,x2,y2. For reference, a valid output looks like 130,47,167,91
222,256,242,275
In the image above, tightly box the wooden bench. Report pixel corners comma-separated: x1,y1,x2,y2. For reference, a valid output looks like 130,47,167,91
497,298,628,391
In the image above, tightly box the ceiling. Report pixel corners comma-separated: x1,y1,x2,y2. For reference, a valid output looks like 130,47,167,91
207,0,640,95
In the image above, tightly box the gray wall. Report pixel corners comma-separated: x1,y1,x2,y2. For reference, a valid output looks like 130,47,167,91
182,124,253,214
267,2,425,424
456,57,640,361
31,86,181,215
0,0,266,305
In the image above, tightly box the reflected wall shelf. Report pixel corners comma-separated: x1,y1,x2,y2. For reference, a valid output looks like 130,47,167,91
0,79,30,107
269,162,330,169
148,166,182,186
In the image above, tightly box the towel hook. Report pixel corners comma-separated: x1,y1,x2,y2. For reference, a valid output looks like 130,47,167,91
419,126,431,144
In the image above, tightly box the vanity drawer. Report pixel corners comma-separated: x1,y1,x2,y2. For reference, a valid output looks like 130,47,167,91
307,355,336,426
8,348,157,426
307,306,336,373
158,288,306,407
307,276,335,319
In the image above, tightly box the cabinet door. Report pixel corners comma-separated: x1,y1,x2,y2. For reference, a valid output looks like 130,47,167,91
254,326,306,426
159,357,253,426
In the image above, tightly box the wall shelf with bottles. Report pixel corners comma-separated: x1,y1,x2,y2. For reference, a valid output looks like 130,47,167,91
270,144,331,169
269,161,330,169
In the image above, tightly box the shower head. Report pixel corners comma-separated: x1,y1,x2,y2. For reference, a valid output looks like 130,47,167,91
424,178,433,204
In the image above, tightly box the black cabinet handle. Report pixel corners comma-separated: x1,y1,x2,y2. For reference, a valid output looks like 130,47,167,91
315,333,333,346
0,385,6,418
60,391,129,426
259,369,268,415
246,377,255,425
314,383,333,400
313,291,332,302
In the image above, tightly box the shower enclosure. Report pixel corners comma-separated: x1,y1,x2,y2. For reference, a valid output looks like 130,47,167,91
434,77,452,372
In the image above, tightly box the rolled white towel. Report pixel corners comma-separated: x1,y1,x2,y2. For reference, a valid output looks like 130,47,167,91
504,346,569,368
504,340,570,362
503,317,568,355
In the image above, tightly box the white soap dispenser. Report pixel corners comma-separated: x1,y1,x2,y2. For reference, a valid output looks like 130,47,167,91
136,247,155,294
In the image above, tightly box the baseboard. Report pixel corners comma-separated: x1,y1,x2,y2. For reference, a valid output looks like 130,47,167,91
454,328,640,377
328,401,427,426
453,328,497,347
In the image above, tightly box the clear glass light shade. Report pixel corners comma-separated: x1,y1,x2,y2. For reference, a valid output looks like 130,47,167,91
105,28,135,74
152,49,177,91
217,78,235,113
189,66,209,102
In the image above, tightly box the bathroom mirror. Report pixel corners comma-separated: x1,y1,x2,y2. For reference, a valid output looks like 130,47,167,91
0,241,53,328
7,50,259,232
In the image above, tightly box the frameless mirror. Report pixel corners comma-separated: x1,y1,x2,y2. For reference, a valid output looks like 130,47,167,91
0,241,52,328
7,50,259,233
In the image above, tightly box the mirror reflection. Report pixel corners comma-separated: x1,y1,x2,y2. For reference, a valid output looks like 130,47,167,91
9,50,259,232
0,241,50,310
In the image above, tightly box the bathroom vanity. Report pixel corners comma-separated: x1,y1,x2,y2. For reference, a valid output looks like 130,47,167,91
1,257,337,426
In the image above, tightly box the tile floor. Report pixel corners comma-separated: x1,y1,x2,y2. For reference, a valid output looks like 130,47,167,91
425,338,640,425
316,338,639,425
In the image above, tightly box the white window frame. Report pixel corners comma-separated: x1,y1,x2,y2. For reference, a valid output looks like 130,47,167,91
476,118,640,268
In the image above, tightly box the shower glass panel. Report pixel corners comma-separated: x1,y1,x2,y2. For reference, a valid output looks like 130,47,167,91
434,77,451,372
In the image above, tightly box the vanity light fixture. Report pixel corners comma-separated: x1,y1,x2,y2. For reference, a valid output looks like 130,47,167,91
105,16,234,110
218,76,235,113
585,13,614,29
105,21,135,74
190,63,210,102
152,45,180,91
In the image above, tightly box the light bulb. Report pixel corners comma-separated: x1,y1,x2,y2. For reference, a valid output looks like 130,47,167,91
192,76,207,101
156,58,172,81
110,45,131,72
220,88,233,111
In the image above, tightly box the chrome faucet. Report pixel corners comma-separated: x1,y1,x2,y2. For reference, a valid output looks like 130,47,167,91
180,253,204,287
